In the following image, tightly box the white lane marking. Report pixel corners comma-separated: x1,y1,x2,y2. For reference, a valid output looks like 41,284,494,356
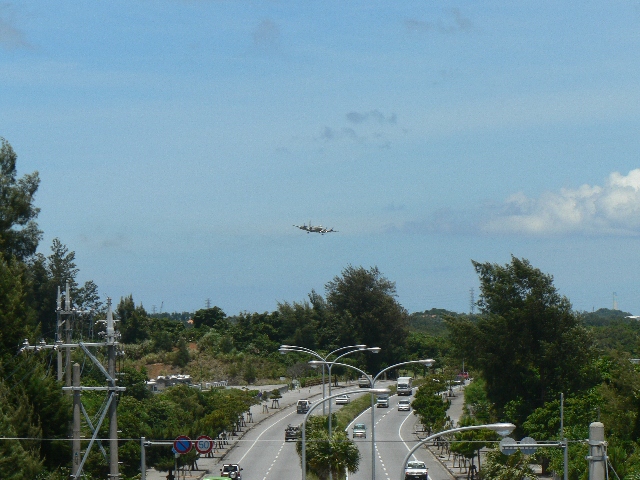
237,409,295,463
398,409,419,460
262,443,284,480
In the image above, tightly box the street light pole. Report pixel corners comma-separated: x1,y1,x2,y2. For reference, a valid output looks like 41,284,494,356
399,423,516,480
327,347,380,438
280,344,367,415
370,359,434,480
301,388,390,480
309,360,374,438
310,359,435,480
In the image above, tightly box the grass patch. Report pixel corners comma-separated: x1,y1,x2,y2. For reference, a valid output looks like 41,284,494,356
333,385,398,431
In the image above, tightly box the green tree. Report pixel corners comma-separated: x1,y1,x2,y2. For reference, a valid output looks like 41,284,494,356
479,449,535,480
296,416,360,480
173,338,190,368
117,295,150,344
243,361,257,384
463,377,493,424
27,238,94,339
450,417,495,472
75,280,102,312
0,137,41,262
325,265,409,372
446,257,596,425
192,306,227,329
411,377,450,434
0,257,36,356
0,405,43,478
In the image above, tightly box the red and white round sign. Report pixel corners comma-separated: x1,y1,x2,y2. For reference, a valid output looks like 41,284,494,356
195,435,213,455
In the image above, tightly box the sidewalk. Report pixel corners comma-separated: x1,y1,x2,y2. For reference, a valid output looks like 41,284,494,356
421,383,550,480
143,382,330,480
423,384,471,479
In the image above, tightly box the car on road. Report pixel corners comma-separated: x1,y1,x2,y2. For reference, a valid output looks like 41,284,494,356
220,463,243,479
297,399,311,414
376,394,389,408
358,376,371,388
404,460,428,480
352,423,367,439
397,399,411,411
335,394,350,405
285,424,300,441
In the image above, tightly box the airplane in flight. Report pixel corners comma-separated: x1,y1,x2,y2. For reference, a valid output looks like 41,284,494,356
293,222,338,234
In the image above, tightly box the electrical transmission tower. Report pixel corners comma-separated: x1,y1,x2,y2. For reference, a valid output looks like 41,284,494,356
469,287,475,314
21,282,125,479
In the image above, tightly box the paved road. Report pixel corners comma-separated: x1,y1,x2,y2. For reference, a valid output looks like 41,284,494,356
143,382,331,480
346,391,458,480
143,381,465,480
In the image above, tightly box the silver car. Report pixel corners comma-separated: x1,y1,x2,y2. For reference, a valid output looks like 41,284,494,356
352,423,367,439
405,460,428,480
397,399,411,411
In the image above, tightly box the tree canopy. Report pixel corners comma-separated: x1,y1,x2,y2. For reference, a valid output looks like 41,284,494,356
0,138,41,261
325,265,409,373
446,256,597,425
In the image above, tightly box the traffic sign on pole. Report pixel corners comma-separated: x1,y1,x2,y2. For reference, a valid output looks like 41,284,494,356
499,436,518,455
520,436,537,455
173,435,192,455
195,435,213,455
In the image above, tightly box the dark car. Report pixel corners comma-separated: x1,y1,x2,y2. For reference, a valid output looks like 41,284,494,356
297,399,311,414
285,424,300,441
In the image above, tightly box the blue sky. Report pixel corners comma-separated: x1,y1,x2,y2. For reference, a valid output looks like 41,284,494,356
2,2,640,316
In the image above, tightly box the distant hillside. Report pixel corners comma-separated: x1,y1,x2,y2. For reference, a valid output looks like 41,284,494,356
408,308,462,335
580,308,633,326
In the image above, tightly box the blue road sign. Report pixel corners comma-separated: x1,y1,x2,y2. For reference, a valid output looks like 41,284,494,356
173,435,192,454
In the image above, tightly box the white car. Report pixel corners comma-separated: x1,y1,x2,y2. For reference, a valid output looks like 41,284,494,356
335,394,350,405
404,460,428,480
397,399,411,411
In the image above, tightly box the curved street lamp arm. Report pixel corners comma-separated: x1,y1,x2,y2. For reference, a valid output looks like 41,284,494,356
326,344,367,360
280,345,324,361
332,348,366,364
398,423,516,480
372,359,435,385
310,360,372,384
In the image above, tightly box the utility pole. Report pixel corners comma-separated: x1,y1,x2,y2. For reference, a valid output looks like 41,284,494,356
107,304,119,477
72,363,81,477
588,422,606,480
21,292,124,480
469,288,475,314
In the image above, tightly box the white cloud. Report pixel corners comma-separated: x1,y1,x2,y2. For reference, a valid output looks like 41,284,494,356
482,169,640,235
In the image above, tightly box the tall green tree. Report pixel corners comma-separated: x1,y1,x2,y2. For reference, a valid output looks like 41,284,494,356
0,137,41,262
0,257,36,356
117,295,150,344
411,377,450,434
325,265,409,373
446,257,597,425
192,306,227,329
295,416,360,480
